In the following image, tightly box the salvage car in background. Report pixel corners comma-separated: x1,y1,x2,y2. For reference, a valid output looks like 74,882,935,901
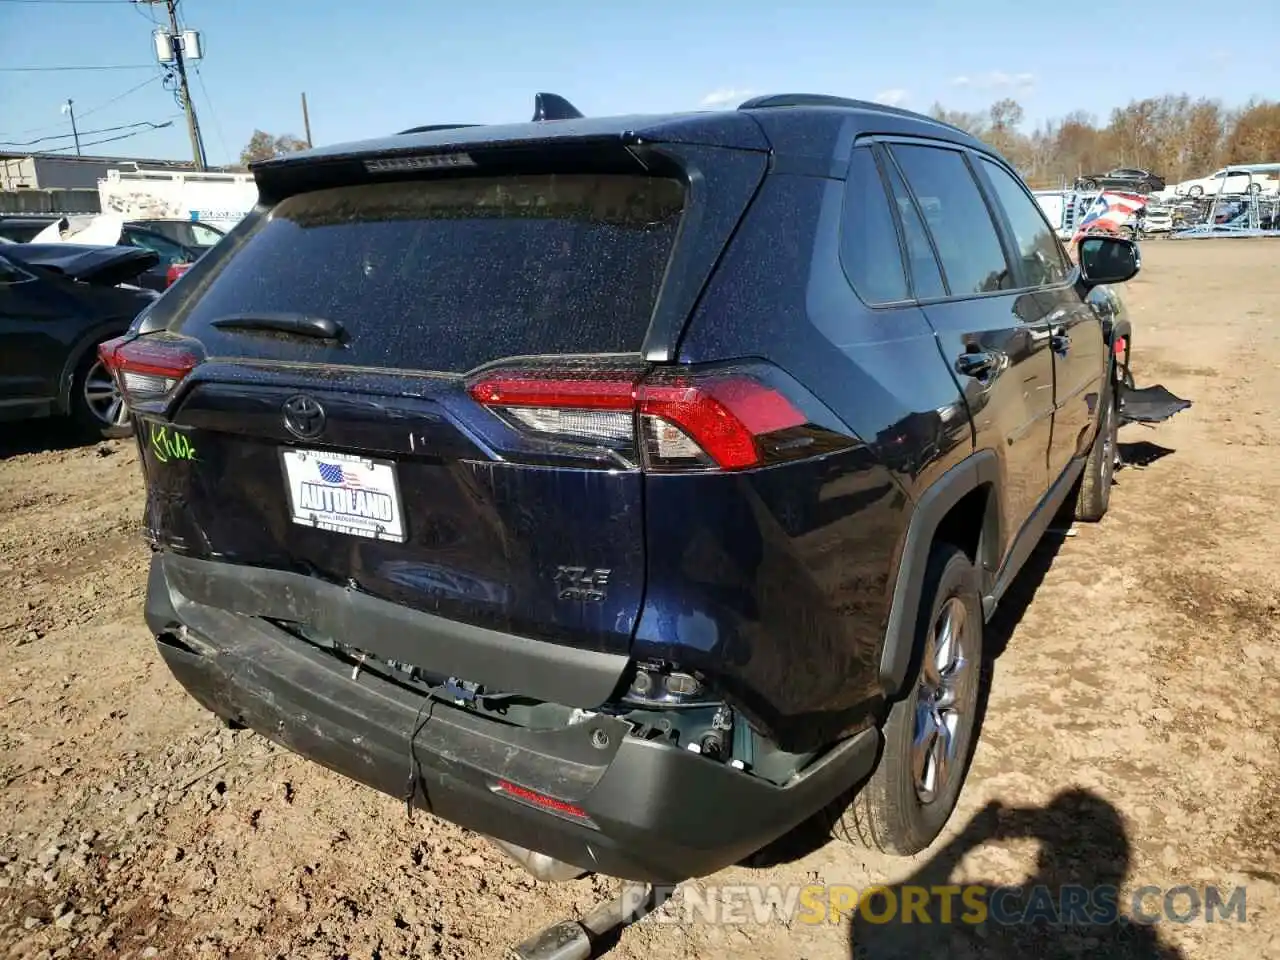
117,225,203,292
1171,167,1278,197
0,240,157,438
1076,167,1165,194
0,215,204,292
125,218,226,252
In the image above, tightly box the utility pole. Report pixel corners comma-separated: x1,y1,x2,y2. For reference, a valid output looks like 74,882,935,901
147,0,206,170
64,99,81,156
301,92,313,148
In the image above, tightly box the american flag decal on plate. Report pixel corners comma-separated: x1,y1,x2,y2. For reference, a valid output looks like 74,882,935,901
317,461,361,487
281,449,404,542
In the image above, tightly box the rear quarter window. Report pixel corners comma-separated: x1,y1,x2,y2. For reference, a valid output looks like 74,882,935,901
171,174,685,373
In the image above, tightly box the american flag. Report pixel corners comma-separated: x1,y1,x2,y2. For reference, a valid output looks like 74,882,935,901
317,462,362,487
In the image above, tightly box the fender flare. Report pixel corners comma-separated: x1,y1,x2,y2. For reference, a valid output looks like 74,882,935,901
56,319,130,415
878,448,999,695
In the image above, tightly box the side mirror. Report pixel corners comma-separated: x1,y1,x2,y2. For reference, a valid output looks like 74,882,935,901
1077,235,1140,288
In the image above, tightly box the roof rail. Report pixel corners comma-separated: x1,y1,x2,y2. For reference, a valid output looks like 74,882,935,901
533,93,584,122
737,93,974,136
738,93,885,111
397,123,483,135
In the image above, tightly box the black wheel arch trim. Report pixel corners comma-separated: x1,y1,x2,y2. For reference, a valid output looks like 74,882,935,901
878,449,999,696
57,319,131,415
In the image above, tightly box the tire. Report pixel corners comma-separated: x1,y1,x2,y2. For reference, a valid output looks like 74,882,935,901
1187,185,1203,198
828,544,984,856
1074,374,1117,522
1079,178,1098,190
70,345,133,440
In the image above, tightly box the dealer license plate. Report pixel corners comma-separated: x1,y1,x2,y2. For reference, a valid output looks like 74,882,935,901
281,448,406,542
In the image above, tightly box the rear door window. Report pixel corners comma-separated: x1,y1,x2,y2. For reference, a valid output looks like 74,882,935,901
881,158,948,300
888,144,1014,297
840,149,909,304
173,174,685,373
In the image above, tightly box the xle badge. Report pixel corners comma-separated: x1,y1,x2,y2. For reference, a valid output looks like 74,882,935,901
554,566,611,602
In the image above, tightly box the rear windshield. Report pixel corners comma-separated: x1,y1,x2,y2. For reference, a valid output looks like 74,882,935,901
173,174,685,372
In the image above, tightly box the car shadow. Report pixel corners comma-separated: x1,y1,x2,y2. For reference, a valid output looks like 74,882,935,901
0,421,105,459
1117,440,1176,471
847,790,1188,959
743,530,1070,871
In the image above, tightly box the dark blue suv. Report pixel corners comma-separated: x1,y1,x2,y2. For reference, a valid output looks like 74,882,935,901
108,93,1141,884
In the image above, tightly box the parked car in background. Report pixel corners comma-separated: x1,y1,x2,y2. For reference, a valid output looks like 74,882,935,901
0,216,68,244
0,242,158,438
125,218,226,252
0,216,206,291
1171,167,1278,197
123,92,1149,888
1076,168,1165,193
118,224,202,292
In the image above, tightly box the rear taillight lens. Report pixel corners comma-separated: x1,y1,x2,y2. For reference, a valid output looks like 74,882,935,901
98,335,201,405
638,371,806,470
165,263,192,288
467,361,856,472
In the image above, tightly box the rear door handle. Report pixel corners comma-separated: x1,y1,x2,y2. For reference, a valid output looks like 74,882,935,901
955,352,996,379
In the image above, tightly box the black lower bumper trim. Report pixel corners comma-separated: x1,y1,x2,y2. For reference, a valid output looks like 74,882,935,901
146,553,881,882
155,552,629,709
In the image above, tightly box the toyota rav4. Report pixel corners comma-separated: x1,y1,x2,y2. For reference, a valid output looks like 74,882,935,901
108,93,1145,884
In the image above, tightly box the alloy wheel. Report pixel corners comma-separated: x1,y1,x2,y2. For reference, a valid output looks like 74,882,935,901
912,596,975,804
82,359,130,429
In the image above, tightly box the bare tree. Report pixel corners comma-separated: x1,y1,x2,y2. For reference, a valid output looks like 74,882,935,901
239,130,310,168
922,94,1278,186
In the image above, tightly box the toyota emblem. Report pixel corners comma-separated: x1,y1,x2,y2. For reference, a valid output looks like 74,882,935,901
282,395,326,440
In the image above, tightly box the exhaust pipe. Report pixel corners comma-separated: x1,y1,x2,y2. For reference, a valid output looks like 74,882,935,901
488,837,588,883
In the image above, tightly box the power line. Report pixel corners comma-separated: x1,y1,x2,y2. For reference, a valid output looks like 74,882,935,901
0,64,155,72
0,0,132,5
42,119,177,152
79,75,161,119
0,118,174,147
192,64,229,166
0,75,159,140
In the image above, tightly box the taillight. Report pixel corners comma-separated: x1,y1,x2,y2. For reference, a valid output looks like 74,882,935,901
98,335,201,405
165,263,191,288
467,366,638,450
466,361,856,472
638,371,806,470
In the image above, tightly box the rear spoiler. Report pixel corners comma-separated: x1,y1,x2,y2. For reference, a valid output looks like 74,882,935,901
396,93,584,136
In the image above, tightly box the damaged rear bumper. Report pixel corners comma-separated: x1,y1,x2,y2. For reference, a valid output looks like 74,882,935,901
144,552,879,883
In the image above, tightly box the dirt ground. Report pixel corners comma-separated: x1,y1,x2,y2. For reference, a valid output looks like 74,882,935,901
2,240,1279,960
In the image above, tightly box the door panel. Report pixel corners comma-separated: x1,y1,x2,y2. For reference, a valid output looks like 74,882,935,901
922,296,1055,551
1041,288,1107,469
883,143,1055,563
973,156,1107,481
0,262,71,405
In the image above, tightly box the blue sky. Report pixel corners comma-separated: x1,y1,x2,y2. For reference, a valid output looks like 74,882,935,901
2,0,1276,166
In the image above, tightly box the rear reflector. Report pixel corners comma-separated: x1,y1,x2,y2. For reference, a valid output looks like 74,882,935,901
493,780,594,824
467,362,841,472
99,335,201,404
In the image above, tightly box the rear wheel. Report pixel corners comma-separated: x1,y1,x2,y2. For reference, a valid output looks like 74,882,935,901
1075,376,1117,522
829,544,983,855
71,348,132,440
